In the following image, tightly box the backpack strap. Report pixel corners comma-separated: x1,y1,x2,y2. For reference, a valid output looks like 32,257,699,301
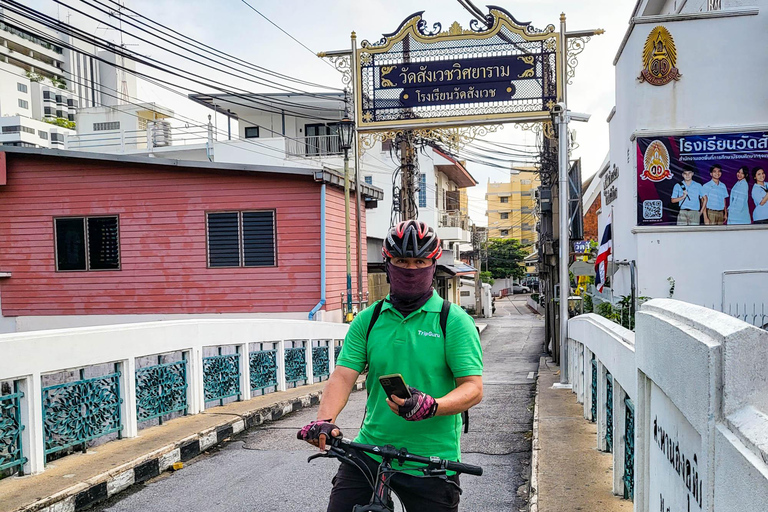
439,299,470,433
365,300,385,341
439,299,450,339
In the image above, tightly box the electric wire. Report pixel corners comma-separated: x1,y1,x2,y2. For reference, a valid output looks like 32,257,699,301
65,0,344,103
94,0,342,91
3,1,340,121
238,0,336,70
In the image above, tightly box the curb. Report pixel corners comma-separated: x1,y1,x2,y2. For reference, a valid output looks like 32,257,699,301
528,356,544,512
18,381,366,512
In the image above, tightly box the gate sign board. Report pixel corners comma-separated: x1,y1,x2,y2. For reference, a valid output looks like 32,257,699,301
649,382,705,512
356,7,562,131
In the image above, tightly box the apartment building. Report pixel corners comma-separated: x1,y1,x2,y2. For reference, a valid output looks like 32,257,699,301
485,168,540,246
0,7,136,148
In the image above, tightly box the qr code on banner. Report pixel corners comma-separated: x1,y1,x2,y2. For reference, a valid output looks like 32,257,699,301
643,200,663,220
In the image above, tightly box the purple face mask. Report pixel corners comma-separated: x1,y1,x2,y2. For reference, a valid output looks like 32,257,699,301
386,262,436,316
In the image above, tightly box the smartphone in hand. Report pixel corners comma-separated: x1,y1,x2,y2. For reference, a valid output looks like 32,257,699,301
379,373,412,400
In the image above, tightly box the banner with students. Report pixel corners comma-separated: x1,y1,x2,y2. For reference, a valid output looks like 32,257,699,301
636,132,768,226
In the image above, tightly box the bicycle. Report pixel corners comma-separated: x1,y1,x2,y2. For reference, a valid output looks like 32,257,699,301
306,436,483,512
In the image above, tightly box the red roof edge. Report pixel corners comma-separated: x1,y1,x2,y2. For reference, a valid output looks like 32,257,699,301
432,147,478,187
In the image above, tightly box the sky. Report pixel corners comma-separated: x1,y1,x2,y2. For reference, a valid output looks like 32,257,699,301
28,0,638,225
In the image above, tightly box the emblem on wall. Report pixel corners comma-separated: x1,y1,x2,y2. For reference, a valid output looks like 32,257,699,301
641,140,672,182
639,26,681,86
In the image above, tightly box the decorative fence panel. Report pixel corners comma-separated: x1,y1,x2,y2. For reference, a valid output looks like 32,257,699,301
285,345,307,385
623,397,634,500
0,318,349,475
250,346,278,393
590,356,597,422
312,344,330,381
0,389,26,473
203,352,241,404
42,371,122,456
136,359,188,423
605,372,613,453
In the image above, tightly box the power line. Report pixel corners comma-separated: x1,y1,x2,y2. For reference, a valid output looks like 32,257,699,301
4,1,339,120
65,0,343,102
94,0,343,91
239,0,335,70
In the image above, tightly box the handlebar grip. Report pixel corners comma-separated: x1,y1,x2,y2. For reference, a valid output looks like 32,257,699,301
444,461,483,476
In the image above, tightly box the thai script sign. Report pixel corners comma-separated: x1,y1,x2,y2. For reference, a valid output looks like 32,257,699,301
649,383,704,512
636,132,768,226
379,55,530,89
356,7,561,130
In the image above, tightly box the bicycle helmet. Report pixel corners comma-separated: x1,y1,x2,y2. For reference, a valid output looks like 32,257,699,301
382,220,443,260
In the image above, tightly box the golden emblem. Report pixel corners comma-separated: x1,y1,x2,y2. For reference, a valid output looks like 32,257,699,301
639,26,681,86
641,140,672,182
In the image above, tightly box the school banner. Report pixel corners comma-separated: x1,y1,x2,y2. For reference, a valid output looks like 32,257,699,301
636,132,768,226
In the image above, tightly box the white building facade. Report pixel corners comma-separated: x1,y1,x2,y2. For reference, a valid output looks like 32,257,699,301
598,0,768,317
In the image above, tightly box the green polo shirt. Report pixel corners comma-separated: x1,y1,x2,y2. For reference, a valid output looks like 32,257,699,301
336,291,483,467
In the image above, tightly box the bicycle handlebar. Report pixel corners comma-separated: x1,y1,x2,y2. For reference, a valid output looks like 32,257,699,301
328,437,483,476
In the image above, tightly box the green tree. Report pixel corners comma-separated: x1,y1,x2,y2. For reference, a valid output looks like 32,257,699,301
479,271,494,285
486,238,528,280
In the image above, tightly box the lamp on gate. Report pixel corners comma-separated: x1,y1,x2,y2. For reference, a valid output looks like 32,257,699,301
338,115,355,152
338,114,356,322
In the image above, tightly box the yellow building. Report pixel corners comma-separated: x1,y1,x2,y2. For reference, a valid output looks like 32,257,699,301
485,168,539,247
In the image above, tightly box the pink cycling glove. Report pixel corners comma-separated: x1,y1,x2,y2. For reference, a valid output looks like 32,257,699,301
397,387,438,421
297,419,340,444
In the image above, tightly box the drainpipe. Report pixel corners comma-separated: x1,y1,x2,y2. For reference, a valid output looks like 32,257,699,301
309,184,327,320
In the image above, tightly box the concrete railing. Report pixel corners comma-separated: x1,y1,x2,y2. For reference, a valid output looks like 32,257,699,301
567,314,636,497
567,299,768,510
0,319,348,476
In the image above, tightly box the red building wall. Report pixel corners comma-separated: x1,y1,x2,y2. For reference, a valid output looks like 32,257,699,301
325,187,367,313
583,192,601,243
0,153,366,317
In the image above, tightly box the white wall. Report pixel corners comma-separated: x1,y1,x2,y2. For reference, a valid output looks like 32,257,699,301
568,300,768,510
0,317,348,474
602,6,768,306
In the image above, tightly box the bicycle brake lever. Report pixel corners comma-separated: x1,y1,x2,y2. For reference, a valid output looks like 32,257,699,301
307,451,332,463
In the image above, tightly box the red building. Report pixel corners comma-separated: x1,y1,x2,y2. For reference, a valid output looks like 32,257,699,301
0,148,381,332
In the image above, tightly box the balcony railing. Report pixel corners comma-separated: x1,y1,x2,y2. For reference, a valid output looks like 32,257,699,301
439,210,470,230
285,134,343,158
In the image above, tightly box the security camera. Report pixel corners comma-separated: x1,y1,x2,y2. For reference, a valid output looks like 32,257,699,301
550,102,565,114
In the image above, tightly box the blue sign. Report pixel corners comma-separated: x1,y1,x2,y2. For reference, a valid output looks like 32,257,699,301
399,82,516,108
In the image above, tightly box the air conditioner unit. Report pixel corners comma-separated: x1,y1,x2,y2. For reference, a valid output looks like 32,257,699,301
153,120,173,147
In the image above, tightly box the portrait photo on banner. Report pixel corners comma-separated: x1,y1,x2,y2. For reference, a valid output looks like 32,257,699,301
636,132,768,226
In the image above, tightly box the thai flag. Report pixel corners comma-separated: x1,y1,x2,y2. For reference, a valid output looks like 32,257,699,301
595,216,612,293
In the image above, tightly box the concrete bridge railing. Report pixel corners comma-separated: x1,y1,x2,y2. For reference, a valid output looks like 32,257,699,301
0,319,348,476
567,299,768,511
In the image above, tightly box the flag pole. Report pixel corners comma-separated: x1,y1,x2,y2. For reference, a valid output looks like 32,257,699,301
610,204,615,306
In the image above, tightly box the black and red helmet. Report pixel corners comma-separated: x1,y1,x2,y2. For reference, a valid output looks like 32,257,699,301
382,220,442,260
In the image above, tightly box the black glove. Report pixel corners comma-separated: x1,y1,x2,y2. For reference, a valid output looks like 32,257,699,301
396,387,438,421
297,419,340,448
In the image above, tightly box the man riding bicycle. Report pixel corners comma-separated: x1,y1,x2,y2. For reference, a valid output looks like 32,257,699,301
298,220,484,512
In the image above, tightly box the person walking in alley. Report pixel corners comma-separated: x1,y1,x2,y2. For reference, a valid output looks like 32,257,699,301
298,220,484,512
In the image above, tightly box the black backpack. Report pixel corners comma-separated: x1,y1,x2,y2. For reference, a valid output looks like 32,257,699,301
364,299,470,433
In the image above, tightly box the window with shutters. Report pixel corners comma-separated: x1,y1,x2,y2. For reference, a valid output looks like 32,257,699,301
55,216,120,271
206,211,276,268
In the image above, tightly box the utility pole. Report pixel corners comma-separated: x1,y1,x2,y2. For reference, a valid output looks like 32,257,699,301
473,225,482,316
399,131,417,221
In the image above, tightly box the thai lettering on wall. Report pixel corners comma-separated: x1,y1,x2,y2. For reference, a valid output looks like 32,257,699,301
649,382,704,512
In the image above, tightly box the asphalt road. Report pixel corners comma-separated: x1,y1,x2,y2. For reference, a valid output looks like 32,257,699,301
96,296,544,512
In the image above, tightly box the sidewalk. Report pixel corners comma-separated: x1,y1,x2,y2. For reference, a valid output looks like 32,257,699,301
0,379,364,512
531,357,632,512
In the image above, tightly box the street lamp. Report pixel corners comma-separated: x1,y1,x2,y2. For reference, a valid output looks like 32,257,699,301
338,115,355,322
